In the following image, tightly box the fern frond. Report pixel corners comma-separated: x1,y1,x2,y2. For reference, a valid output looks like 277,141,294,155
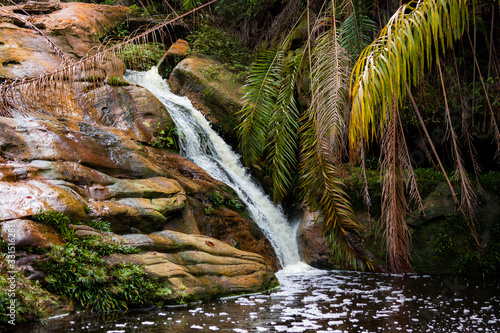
266,52,304,203
237,48,284,165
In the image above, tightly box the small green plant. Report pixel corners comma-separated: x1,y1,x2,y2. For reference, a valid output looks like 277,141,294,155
106,76,130,86
225,198,245,212
207,191,225,208
204,204,217,215
151,122,180,151
203,64,223,81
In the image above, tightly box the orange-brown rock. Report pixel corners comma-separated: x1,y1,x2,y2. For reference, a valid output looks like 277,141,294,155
106,230,278,300
0,219,63,249
157,39,190,78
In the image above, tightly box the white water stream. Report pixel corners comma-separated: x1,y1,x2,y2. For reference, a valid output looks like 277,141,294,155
125,67,306,270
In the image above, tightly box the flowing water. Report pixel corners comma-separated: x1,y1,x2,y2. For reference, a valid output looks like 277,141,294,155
125,68,303,269
9,68,500,332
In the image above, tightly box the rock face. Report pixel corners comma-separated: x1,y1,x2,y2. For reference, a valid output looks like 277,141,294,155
105,230,278,299
0,2,130,78
0,1,278,273
297,209,337,269
168,55,244,146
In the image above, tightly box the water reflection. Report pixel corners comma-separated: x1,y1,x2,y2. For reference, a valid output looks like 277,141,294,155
10,270,500,332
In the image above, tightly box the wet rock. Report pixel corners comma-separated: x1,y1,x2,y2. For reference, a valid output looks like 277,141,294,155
169,55,244,147
85,85,174,143
0,219,63,249
0,2,129,78
106,230,278,299
158,39,190,78
407,183,456,228
0,179,88,222
297,209,337,269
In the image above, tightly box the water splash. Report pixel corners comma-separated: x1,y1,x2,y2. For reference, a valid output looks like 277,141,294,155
125,67,304,269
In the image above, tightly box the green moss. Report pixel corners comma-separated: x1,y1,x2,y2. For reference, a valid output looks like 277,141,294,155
106,76,130,87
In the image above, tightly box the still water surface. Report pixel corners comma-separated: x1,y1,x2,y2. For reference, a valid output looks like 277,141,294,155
13,268,500,333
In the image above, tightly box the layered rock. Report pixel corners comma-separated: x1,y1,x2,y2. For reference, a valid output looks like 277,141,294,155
105,229,278,299
0,1,278,272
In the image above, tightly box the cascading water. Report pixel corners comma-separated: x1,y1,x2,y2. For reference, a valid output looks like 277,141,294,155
125,67,306,270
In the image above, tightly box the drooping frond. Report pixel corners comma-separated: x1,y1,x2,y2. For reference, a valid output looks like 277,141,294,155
300,24,377,272
237,48,284,165
437,60,480,246
379,98,418,273
0,0,218,118
338,0,376,62
266,52,304,203
350,0,469,147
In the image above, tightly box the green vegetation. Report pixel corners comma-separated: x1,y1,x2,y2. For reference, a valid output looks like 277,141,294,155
31,210,173,312
117,43,165,71
151,122,180,151
205,190,245,214
187,23,253,75
106,75,130,86
0,257,58,325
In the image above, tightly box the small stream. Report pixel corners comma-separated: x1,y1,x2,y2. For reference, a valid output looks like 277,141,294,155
12,270,500,332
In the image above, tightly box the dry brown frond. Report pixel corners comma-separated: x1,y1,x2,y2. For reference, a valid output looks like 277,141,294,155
437,59,480,247
379,95,413,274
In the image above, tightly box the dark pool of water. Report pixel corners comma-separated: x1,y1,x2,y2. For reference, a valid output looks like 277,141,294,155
8,269,500,332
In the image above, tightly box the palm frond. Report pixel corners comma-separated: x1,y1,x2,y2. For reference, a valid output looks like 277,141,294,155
350,0,469,147
266,52,304,203
237,48,284,165
300,24,377,271
437,60,480,246
339,0,376,62
380,99,418,273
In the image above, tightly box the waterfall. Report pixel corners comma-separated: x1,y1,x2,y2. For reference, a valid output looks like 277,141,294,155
125,67,306,269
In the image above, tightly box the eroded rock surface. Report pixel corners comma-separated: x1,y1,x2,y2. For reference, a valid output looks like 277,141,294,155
0,2,278,272
105,230,278,299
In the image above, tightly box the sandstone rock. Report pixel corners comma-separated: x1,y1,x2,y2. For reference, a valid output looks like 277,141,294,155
158,39,190,78
0,179,88,222
0,3,130,78
85,84,174,142
0,219,63,249
169,55,244,146
106,230,278,300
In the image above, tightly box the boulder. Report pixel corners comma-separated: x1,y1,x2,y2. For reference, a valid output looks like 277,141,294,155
297,209,337,269
0,219,63,250
169,55,244,146
407,183,457,228
157,39,190,78
106,230,279,300
0,2,130,78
